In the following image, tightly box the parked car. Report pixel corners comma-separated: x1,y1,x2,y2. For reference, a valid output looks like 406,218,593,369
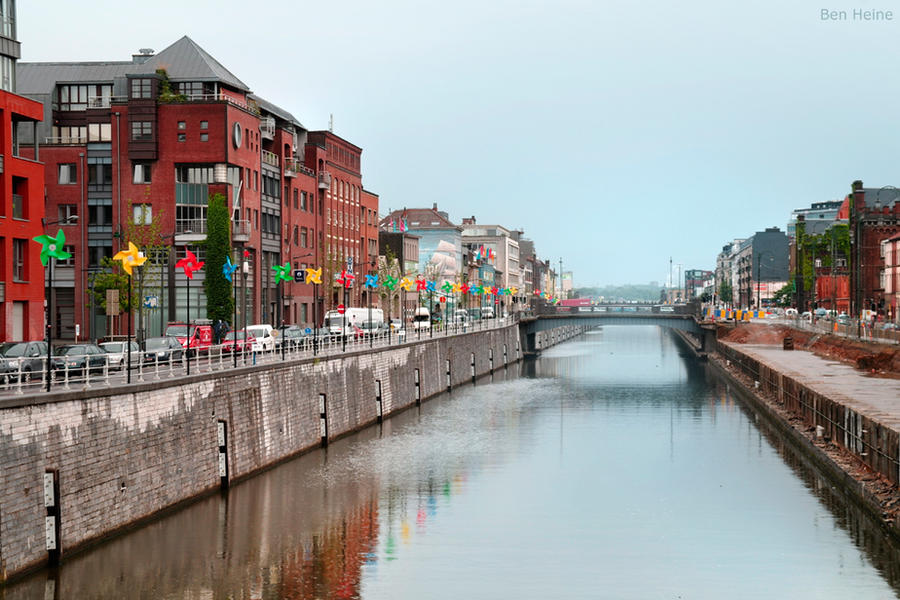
99,341,141,371
877,322,898,331
0,341,48,384
222,330,256,354
276,325,311,350
358,320,389,339
142,336,185,364
51,344,108,377
246,325,276,352
165,321,214,356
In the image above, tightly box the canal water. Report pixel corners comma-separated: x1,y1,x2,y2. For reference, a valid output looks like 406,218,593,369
8,326,900,599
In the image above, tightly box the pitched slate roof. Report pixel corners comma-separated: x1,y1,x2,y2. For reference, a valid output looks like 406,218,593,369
380,207,461,231
143,36,249,91
249,93,305,130
17,36,249,95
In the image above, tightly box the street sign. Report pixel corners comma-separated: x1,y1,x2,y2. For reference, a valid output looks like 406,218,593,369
293,269,304,283
439,296,446,303
337,304,346,315
143,295,158,308
346,256,354,273
304,327,312,334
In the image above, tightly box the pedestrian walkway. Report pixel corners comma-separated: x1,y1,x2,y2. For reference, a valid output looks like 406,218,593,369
722,341,900,429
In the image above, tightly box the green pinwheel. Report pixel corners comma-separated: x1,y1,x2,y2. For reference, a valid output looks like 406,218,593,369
441,281,454,294
32,230,72,266
272,261,293,284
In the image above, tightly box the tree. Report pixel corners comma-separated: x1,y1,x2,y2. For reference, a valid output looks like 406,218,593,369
772,280,794,307
203,193,234,325
377,245,402,321
718,280,733,304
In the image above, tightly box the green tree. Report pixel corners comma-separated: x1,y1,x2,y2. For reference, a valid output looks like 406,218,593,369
772,280,795,307
718,280,733,303
203,193,234,325
378,245,402,321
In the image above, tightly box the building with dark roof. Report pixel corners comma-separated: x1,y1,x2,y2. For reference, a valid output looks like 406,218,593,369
16,36,378,339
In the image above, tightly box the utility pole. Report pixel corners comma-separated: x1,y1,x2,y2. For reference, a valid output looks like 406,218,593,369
558,257,563,298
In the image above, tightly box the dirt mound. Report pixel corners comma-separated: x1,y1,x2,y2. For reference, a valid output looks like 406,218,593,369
719,322,900,377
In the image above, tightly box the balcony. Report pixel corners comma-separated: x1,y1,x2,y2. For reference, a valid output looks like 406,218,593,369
261,150,279,168
283,158,314,178
260,117,275,140
175,219,208,235
232,219,251,243
318,170,332,190
87,96,125,109
44,136,87,145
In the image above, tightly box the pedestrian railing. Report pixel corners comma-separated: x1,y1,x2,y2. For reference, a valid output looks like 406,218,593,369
0,315,519,396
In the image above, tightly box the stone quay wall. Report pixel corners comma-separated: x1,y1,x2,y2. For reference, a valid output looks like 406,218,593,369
0,322,586,581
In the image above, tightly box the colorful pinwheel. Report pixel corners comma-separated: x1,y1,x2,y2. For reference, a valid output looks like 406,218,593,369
364,274,379,288
32,230,72,266
426,280,436,293
415,278,427,291
383,275,398,290
305,267,322,284
175,249,204,279
222,256,238,282
272,262,292,284
113,242,148,276
441,281,454,294
336,269,355,288
399,277,414,291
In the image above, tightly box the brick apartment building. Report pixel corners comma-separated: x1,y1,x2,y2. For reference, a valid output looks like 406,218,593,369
0,0,45,342
16,36,378,340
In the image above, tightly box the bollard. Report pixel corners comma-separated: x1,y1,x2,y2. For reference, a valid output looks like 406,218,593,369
471,352,476,382
446,359,451,391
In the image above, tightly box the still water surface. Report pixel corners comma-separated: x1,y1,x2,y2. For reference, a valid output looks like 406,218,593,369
10,326,900,599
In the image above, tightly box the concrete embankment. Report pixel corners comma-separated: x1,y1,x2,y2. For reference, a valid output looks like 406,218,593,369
0,322,586,582
673,327,900,540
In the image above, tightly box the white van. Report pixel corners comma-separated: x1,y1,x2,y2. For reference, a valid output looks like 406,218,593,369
246,324,276,352
481,305,495,318
413,307,431,330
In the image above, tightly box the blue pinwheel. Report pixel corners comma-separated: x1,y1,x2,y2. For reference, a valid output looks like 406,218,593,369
222,255,238,282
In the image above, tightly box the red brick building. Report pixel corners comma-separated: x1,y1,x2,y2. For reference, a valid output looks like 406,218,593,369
0,8,45,342
844,182,900,319
17,37,378,340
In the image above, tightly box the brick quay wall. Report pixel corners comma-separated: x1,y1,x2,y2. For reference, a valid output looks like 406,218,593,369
0,322,587,581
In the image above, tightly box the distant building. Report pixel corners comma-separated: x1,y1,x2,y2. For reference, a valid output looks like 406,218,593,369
460,216,524,313
378,230,419,320
734,227,789,309
787,200,844,238
883,233,900,322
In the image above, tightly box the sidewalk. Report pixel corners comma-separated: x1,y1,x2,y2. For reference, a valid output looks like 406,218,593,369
722,341,900,429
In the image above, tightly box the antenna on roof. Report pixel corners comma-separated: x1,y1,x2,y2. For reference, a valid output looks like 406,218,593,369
329,114,334,132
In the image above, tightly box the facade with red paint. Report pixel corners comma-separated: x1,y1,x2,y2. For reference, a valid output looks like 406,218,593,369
17,37,377,340
0,4,45,342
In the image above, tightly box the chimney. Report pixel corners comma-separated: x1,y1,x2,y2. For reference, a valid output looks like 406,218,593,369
133,48,155,64
432,202,438,211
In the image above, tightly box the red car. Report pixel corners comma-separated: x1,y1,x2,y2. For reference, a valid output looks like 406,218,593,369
222,330,256,353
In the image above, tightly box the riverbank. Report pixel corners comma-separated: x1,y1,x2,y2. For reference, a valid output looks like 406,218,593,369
673,327,900,541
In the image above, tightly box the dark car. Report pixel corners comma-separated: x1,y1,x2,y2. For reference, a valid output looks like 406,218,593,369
276,326,311,350
0,341,48,384
51,344,108,377
143,336,184,364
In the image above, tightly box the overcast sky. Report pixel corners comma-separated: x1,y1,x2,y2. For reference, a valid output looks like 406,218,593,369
18,0,900,286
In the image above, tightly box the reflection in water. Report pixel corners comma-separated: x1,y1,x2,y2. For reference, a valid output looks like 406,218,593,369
7,326,900,599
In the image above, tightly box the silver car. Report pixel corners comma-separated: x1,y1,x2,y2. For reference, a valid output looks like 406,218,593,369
100,341,141,371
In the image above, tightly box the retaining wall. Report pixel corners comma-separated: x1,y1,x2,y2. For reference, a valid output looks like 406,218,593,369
0,322,585,581
716,341,900,488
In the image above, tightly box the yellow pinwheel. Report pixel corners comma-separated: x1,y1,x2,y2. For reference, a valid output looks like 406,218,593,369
400,276,414,291
113,242,147,276
305,267,322,284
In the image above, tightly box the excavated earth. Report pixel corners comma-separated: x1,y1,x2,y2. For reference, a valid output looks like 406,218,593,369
718,323,900,377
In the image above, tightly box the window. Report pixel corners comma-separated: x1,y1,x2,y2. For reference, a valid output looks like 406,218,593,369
88,163,113,190
301,227,308,248
12,193,23,219
88,123,111,142
175,166,214,183
177,133,186,142
177,121,186,130
58,245,75,267
176,82,214,97
58,163,77,184
293,225,298,245
88,245,113,268
88,205,113,228
133,162,152,184
130,78,152,99
200,133,208,142
58,205,78,223
12,239,26,280
293,189,298,209
133,204,152,225
200,120,208,129
131,121,152,141
301,191,307,211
